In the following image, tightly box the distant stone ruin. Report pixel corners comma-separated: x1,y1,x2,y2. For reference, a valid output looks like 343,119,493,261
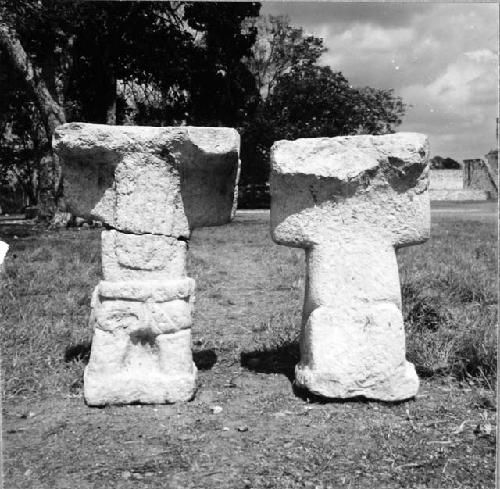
463,150,498,199
429,149,498,201
55,123,240,406
270,133,430,401
429,169,489,201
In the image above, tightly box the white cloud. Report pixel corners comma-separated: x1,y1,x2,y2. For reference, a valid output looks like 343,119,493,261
260,3,499,159
400,49,498,158
464,49,498,63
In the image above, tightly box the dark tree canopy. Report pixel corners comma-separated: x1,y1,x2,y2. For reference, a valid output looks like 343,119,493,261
0,1,262,213
430,156,461,169
240,63,407,185
182,2,261,126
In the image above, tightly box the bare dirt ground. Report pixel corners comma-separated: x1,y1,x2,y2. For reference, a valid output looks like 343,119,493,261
3,378,496,489
1,203,497,489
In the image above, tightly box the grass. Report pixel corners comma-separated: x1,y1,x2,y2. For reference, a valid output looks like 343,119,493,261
399,220,497,387
1,226,99,399
0,206,497,489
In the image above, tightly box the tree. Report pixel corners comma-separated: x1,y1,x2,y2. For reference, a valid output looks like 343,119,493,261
0,5,68,216
0,14,66,142
266,65,406,139
182,2,261,127
0,47,46,207
430,156,461,169
66,2,195,124
243,15,326,100
240,64,407,185
0,1,262,216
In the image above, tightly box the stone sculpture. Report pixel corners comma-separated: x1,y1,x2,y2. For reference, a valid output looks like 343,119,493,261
270,133,430,401
54,123,240,405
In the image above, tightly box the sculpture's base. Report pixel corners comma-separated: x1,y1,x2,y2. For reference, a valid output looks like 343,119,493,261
295,361,419,402
84,278,197,406
84,367,197,406
296,304,419,402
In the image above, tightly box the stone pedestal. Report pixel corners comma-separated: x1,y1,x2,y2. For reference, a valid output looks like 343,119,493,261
270,133,430,401
84,277,196,404
55,123,240,405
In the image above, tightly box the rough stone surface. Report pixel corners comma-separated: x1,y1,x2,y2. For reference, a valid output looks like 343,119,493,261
101,230,187,281
84,283,196,405
98,278,195,302
55,123,240,405
270,133,431,402
54,123,241,236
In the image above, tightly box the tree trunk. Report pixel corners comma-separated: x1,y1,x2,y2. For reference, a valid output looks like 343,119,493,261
0,21,66,218
104,69,117,125
0,23,66,137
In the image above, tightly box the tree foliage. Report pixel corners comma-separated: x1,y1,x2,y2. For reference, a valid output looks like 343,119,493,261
0,47,45,205
241,62,407,185
0,1,261,213
430,156,461,169
243,15,325,100
182,2,260,126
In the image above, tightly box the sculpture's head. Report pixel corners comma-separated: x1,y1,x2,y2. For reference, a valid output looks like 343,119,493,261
270,133,430,249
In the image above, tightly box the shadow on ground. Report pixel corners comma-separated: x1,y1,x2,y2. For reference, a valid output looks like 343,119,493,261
240,341,299,382
193,349,217,370
240,341,412,405
64,341,92,363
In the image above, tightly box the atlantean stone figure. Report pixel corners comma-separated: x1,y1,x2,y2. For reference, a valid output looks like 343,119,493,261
270,133,430,401
54,123,240,405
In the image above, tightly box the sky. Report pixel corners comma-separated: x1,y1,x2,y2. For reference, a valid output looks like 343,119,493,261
261,2,499,161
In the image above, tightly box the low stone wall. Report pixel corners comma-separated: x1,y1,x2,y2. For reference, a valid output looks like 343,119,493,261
429,170,463,190
429,169,489,201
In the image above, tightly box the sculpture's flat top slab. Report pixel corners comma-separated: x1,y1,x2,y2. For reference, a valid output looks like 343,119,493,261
270,133,430,248
271,133,428,180
54,123,239,156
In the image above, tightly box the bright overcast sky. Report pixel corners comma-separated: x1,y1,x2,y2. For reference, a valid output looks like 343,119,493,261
261,2,499,161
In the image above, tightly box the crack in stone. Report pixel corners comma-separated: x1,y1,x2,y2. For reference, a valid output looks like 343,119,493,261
104,224,190,242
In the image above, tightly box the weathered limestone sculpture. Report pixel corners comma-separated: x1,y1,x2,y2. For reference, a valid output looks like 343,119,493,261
54,123,240,405
270,133,430,401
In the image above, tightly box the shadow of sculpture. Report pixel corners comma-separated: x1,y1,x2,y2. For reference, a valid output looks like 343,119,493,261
240,341,300,383
64,341,92,364
193,349,217,371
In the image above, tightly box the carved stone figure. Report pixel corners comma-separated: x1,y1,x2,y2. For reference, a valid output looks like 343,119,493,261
270,133,430,401
55,123,240,405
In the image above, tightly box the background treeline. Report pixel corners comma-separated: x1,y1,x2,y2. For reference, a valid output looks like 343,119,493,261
0,1,408,216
